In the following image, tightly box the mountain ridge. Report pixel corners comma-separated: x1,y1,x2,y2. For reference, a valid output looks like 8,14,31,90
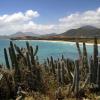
59,25,100,37
0,25,100,39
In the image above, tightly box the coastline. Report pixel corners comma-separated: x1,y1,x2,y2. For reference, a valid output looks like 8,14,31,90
14,39,100,46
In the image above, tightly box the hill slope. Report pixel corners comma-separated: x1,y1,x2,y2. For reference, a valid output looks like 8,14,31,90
60,25,100,37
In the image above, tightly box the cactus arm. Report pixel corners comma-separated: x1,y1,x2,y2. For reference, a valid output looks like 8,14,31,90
4,48,10,69
33,45,38,56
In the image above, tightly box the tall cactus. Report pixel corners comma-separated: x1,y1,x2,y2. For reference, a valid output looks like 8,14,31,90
97,62,100,88
47,57,50,72
14,44,23,57
10,41,18,68
26,41,38,66
83,43,87,57
8,47,14,68
71,62,76,92
66,59,73,82
26,41,30,53
82,42,89,80
33,45,38,57
76,42,82,60
26,52,31,70
93,37,98,83
14,44,27,65
30,46,35,65
51,56,56,75
89,56,94,83
47,57,50,64
61,61,65,85
10,41,21,82
57,62,61,85
4,48,10,69
74,60,79,98
36,56,39,66
76,42,83,77
61,54,64,60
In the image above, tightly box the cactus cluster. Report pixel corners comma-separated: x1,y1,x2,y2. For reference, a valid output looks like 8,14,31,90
4,41,39,69
3,41,45,99
42,37,100,98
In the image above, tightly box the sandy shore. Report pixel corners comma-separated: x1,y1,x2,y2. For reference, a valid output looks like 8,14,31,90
15,39,100,46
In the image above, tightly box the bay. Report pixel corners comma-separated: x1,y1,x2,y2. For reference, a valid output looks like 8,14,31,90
0,39,99,65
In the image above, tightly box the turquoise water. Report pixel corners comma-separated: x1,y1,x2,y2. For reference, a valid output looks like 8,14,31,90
0,39,99,64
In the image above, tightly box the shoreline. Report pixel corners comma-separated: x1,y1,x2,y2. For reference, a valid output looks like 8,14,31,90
15,39,100,46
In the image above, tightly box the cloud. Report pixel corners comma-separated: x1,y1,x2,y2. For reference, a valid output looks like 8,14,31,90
25,10,39,18
58,7,100,32
0,10,55,35
3,10,39,23
0,8,100,35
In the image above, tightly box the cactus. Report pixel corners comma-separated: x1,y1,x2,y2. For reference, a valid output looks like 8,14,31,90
83,42,88,66
36,56,39,66
47,57,50,64
97,62,100,88
76,42,82,60
26,42,38,66
33,45,38,56
10,41,21,83
51,56,56,75
71,63,76,92
14,44,24,57
4,48,10,69
82,42,89,80
30,46,35,65
26,41,30,53
89,56,94,83
44,60,47,71
93,37,98,83
61,54,64,60
14,44,27,65
83,43,87,57
82,73,90,89
57,62,61,85
26,52,31,70
66,59,73,82
47,57,51,72
8,47,15,68
61,61,65,84
10,41,18,68
1,41,48,99
74,60,79,97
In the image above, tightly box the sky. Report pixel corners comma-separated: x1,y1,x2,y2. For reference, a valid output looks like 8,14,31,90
0,0,100,35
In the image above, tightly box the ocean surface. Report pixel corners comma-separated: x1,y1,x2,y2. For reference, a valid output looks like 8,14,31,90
0,39,100,65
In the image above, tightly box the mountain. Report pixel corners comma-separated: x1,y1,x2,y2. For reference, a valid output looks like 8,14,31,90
40,33,57,37
45,33,57,36
59,25,100,38
79,25,98,30
10,32,39,38
2,25,100,40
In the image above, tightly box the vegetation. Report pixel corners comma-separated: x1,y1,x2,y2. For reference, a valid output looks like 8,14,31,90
0,38,100,100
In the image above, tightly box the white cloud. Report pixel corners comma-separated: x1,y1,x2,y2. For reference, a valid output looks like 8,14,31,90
4,10,39,23
1,8,100,35
0,10,55,35
25,10,39,18
58,7,100,32
22,21,55,34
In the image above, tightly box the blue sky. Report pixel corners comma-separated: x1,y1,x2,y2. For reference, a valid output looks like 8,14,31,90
0,0,100,24
0,0,100,35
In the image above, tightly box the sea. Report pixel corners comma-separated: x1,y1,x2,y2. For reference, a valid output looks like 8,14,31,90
0,39,99,65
